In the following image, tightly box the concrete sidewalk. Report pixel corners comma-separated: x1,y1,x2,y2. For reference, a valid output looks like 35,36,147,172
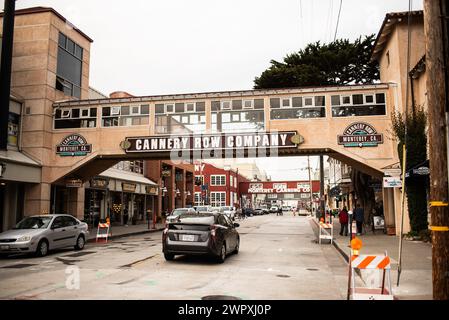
309,217,433,300
87,222,165,242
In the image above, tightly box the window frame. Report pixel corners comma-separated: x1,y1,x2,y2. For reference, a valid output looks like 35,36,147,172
211,175,226,186
221,101,231,110
281,97,291,108
242,99,254,109
80,108,90,118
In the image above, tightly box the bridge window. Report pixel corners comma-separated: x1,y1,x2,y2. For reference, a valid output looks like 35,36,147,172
54,108,97,129
270,96,326,120
102,105,150,127
211,99,265,133
155,101,206,134
331,93,386,117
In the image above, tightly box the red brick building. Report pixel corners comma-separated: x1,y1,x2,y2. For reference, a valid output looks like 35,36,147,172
145,160,194,220
194,163,248,207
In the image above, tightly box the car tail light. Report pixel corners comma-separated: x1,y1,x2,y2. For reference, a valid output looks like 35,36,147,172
210,225,217,238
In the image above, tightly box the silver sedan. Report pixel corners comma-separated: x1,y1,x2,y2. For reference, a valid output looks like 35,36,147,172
0,214,89,257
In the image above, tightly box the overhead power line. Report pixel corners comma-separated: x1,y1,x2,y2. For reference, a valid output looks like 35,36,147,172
333,0,343,41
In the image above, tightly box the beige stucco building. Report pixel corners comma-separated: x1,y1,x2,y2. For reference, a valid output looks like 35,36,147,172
0,7,429,235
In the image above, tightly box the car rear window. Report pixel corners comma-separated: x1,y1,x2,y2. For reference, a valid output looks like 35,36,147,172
177,214,216,225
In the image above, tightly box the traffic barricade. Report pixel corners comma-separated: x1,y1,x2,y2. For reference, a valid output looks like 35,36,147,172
348,251,394,300
318,221,333,244
96,222,111,243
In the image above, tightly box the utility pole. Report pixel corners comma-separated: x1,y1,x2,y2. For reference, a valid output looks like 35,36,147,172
0,0,16,150
424,0,449,300
307,156,313,216
320,155,325,220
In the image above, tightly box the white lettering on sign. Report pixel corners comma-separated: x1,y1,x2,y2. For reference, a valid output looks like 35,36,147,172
151,139,158,150
123,131,300,155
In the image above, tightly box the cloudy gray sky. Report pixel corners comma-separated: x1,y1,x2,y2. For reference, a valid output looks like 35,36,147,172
5,0,423,180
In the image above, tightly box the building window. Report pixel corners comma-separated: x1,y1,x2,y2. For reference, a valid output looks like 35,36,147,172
211,192,226,207
56,32,83,98
194,192,202,206
114,161,144,174
8,112,20,148
155,101,206,134
386,51,390,67
270,96,326,120
230,175,233,188
195,176,204,186
54,107,97,129
331,93,386,117
211,175,226,186
102,105,150,127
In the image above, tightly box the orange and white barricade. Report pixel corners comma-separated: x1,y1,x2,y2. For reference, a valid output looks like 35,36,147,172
349,251,394,300
319,221,333,244
96,222,111,243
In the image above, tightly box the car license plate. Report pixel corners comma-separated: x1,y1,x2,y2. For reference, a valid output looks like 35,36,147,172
1,245,10,250
181,234,195,242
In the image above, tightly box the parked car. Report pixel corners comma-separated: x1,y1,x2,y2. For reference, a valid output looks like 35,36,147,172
282,205,290,212
193,205,213,213
270,205,279,213
166,208,196,223
162,212,240,263
210,207,224,214
260,205,269,214
243,207,254,217
0,214,89,257
221,206,236,220
254,208,264,215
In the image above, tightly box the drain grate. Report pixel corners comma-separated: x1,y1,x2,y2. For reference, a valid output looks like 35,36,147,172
276,274,291,278
306,268,319,271
2,263,36,269
202,295,241,300
64,251,95,258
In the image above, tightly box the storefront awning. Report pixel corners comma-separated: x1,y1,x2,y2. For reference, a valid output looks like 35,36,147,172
0,150,41,183
99,168,157,186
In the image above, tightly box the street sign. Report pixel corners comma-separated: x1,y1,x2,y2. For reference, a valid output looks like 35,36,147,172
383,177,402,188
384,168,402,177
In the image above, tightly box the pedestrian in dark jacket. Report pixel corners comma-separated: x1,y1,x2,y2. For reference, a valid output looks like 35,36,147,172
354,204,364,235
338,207,349,236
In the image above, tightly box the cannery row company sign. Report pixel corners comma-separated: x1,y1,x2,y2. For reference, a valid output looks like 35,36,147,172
120,131,302,154
338,123,383,148
56,134,92,156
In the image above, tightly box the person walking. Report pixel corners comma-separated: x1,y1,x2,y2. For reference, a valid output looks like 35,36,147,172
354,203,364,235
338,206,349,236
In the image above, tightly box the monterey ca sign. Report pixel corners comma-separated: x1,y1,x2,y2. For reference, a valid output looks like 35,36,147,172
120,131,303,157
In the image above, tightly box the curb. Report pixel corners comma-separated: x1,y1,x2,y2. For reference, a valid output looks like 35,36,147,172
309,218,350,262
87,228,164,243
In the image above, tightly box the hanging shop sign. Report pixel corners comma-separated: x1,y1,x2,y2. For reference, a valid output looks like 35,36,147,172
337,123,383,148
145,185,159,195
383,177,402,188
56,134,92,156
161,170,172,177
120,131,301,153
122,182,137,193
90,177,109,189
66,178,83,188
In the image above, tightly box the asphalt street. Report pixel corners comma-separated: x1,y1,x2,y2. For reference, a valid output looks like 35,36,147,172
0,213,350,300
